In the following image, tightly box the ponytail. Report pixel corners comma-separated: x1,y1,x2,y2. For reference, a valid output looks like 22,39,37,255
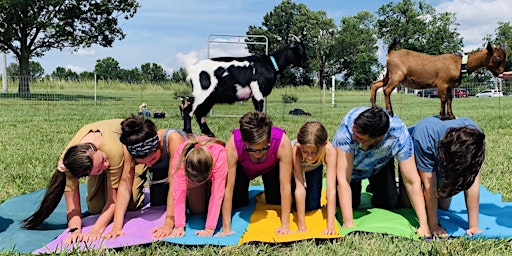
21,143,95,229
21,170,66,229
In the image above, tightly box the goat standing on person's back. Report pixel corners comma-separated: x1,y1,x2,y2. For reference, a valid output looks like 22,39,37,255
370,37,508,120
182,35,308,137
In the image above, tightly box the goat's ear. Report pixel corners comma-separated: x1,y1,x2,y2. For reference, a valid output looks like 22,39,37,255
486,42,494,54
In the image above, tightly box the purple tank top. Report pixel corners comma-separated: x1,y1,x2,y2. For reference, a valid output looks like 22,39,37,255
233,126,284,180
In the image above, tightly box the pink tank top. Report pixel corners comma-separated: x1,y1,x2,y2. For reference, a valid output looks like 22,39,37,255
233,126,284,180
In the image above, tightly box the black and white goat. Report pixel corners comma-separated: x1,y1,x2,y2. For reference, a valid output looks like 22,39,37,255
182,36,308,137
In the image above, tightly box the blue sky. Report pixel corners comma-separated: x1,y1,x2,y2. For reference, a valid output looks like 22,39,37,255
5,0,511,75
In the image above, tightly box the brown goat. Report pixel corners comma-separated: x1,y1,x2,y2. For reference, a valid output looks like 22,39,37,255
370,38,508,120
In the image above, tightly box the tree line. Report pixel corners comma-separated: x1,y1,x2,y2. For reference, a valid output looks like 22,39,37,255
1,0,511,95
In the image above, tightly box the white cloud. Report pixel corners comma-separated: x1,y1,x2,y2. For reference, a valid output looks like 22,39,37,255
176,51,203,69
65,65,87,73
435,0,511,51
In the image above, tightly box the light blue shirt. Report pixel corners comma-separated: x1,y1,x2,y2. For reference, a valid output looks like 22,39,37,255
332,107,413,181
409,116,480,178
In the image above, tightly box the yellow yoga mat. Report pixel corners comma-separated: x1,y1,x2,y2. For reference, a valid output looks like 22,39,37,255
239,190,342,244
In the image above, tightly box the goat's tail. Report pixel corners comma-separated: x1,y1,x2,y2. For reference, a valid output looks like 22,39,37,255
388,37,400,53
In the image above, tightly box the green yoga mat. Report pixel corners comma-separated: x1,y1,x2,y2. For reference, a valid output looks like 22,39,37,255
335,180,420,239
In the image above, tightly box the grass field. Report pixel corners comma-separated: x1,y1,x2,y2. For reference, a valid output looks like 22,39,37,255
1,81,512,255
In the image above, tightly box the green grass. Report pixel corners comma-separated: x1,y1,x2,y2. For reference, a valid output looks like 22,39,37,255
2,81,512,255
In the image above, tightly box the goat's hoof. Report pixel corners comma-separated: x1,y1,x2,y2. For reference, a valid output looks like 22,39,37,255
207,133,216,138
441,115,456,121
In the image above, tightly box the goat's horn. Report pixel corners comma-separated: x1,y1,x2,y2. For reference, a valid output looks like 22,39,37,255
289,34,301,42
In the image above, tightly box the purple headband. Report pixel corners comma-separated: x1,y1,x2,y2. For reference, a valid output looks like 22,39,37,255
126,135,159,158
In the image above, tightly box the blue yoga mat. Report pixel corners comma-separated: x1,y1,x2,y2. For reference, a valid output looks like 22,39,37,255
162,186,263,246
0,184,88,254
439,185,512,238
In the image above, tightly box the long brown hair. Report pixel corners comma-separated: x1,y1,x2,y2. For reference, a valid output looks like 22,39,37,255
21,143,97,229
174,136,225,184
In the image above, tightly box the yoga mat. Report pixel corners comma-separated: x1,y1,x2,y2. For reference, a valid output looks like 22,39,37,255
0,184,88,254
334,179,420,239
32,186,261,253
162,187,261,246
239,189,342,243
335,191,419,239
439,185,512,238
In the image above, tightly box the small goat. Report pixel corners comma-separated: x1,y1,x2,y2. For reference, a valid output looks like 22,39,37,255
370,38,508,120
182,36,308,137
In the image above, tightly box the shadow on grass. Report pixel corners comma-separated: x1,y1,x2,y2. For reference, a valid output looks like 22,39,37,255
0,93,122,101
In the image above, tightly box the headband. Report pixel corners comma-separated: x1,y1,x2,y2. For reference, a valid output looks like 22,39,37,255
126,135,159,158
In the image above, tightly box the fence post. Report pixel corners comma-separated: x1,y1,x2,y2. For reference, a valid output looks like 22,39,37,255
94,73,97,103
331,76,335,108
2,52,6,93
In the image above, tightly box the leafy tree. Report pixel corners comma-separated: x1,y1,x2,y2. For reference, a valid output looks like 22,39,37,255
140,63,168,84
122,68,142,84
246,0,317,86
94,57,122,81
171,67,188,83
51,67,79,81
6,61,44,80
375,0,462,54
0,0,139,95
332,11,381,89
78,71,95,81
297,9,336,89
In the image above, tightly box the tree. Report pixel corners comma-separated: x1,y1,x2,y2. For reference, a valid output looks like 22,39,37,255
0,0,139,95
79,71,95,81
140,63,168,84
6,61,44,80
122,68,142,84
94,57,122,81
332,11,381,89
51,67,78,81
171,67,188,83
375,0,462,54
246,0,319,86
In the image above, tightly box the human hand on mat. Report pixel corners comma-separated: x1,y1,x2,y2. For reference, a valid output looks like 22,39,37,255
63,231,83,245
170,227,185,237
195,228,214,236
82,230,102,243
103,229,125,239
321,227,336,235
215,229,235,237
416,226,431,238
430,225,447,237
275,226,291,235
466,227,483,236
152,225,173,239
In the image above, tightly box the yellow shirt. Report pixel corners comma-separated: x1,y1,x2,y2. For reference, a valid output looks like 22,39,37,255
63,119,132,191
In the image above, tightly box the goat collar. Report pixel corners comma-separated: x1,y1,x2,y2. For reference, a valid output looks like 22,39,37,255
461,54,469,76
270,56,279,72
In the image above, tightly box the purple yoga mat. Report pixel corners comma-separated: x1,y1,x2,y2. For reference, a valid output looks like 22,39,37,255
33,205,166,254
